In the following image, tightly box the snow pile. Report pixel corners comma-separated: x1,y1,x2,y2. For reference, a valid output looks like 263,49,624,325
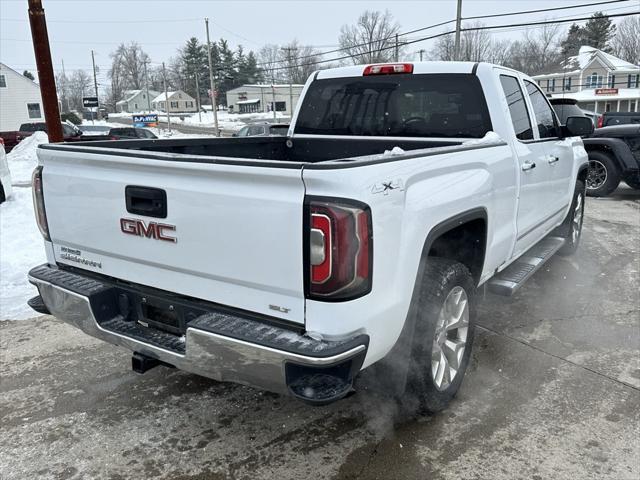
181,110,288,132
7,131,48,184
462,131,503,146
383,146,405,156
0,187,45,320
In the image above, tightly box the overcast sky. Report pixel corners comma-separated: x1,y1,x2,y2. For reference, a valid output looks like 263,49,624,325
0,0,637,84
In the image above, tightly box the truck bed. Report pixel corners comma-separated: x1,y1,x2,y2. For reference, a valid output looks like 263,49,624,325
40,136,463,164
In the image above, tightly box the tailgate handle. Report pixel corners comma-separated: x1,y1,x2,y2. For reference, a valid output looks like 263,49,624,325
125,186,167,218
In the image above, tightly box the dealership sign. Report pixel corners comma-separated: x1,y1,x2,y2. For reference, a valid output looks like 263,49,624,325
132,114,158,127
595,88,618,95
82,96,99,108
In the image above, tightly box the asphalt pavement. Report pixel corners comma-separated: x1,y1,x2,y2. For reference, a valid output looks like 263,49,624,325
1,186,638,480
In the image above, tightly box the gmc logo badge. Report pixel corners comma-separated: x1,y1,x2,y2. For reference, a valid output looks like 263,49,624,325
120,218,177,243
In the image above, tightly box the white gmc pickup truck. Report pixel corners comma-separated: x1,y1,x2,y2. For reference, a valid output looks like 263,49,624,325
28,62,593,413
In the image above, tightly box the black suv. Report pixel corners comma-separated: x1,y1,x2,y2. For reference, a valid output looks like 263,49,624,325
550,98,640,196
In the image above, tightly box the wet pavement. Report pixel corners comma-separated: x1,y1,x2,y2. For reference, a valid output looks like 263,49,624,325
1,186,639,480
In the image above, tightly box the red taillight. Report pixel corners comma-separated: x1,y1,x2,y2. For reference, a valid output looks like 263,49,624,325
363,63,413,76
31,166,50,241
597,116,603,128
307,198,372,300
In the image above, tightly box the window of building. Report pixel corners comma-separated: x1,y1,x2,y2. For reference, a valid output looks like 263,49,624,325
546,78,555,92
186,101,193,108
586,72,604,89
628,74,639,88
27,103,42,119
563,77,572,91
499,75,533,141
524,80,558,139
269,101,286,112
0,75,6,87
134,103,138,109
608,75,616,88
605,102,612,112
170,101,179,108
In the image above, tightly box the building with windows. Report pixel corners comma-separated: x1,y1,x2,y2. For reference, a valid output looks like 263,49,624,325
116,89,160,113
151,90,197,114
0,62,44,131
531,46,639,114
226,84,304,116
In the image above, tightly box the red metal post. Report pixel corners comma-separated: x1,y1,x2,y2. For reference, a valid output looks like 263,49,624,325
28,0,63,142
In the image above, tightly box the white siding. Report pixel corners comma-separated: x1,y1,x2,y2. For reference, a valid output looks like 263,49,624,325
0,63,44,131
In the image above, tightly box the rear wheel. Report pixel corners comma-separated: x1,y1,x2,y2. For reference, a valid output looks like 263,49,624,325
404,258,476,414
586,151,620,197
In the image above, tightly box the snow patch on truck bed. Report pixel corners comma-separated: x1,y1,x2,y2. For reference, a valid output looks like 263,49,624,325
462,131,503,146
0,187,45,320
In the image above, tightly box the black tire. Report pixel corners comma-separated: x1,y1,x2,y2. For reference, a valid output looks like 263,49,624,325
556,180,586,256
586,151,620,197
403,258,476,414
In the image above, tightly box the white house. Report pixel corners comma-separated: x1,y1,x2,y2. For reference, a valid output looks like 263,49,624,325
116,89,160,113
532,46,639,114
151,90,197,113
226,84,304,116
0,62,45,131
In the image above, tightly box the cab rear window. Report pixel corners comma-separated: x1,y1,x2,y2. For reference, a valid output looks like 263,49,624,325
294,73,492,138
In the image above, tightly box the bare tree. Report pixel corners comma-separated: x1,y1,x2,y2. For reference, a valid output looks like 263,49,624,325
67,70,93,111
504,24,563,75
280,40,322,84
610,16,640,65
429,22,512,65
338,10,403,64
258,44,285,82
108,42,150,99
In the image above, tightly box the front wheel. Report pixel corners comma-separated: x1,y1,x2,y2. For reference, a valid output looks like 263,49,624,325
404,258,476,414
556,180,585,256
586,151,620,197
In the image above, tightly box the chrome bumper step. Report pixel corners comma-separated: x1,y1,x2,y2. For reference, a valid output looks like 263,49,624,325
488,236,565,296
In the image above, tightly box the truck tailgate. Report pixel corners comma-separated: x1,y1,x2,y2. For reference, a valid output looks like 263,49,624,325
39,148,306,323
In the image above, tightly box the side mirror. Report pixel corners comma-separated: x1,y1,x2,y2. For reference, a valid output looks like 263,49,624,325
563,116,594,137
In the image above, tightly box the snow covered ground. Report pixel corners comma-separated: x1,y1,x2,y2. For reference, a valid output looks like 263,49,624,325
109,110,288,132
6,131,48,184
1,187,45,320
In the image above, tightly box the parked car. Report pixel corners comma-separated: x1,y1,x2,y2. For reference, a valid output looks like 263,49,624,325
0,130,25,153
0,137,12,204
584,125,640,193
28,62,592,413
581,109,602,127
597,111,640,128
233,123,289,137
550,98,640,196
108,127,157,140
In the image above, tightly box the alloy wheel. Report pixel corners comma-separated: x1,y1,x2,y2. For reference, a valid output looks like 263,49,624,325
431,286,469,391
587,160,607,190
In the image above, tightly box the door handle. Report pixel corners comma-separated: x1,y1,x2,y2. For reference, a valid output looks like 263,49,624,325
522,160,536,171
548,155,559,164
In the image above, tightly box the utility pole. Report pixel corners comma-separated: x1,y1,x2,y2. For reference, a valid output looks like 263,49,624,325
282,47,295,119
205,17,220,137
91,49,99,122
454,0,463,61
395,33,399,62
61,59,70,112
143,60,151,112
162,61,171,133
419,49,425,62
27,0,62,142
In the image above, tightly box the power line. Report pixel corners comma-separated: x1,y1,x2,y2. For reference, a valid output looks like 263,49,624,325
256,0,636,67
464,0,633,20
260,10,639,74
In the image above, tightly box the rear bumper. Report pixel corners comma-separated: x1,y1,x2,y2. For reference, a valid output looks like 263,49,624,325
28,264,368,403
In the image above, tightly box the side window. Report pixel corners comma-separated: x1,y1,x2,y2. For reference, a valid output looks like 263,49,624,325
499,75,533,141
248,125,265,136
524,80,558,139
237,126,249,137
